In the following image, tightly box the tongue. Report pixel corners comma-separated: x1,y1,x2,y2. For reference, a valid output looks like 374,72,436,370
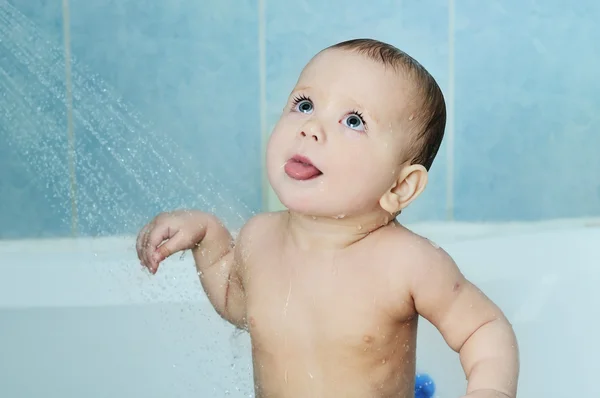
284,160,321,180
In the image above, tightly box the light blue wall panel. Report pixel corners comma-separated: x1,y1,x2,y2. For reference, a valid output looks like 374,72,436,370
0,0,262,238
454,0,600,220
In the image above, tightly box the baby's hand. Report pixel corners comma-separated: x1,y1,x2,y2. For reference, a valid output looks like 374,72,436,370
136,210,208,274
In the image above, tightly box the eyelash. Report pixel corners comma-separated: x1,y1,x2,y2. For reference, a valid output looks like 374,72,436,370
291,94,310,106
291,95,368,130
349,110,367,128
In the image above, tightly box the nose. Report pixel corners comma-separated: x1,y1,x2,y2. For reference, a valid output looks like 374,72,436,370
298,123,325,143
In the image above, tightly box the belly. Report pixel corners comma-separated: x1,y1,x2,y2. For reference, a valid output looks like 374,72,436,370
249,316,418,398
251,346,416,398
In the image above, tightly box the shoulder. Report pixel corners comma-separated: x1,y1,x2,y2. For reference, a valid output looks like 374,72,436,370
376,222,448,258
235,211,287,252
376,223,459,288
238,211,286,238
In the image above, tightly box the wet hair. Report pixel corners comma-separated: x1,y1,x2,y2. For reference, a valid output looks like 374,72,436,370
326,38,446,171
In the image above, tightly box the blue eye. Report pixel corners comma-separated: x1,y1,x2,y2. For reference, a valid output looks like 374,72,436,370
295,99,313,114
343,113,366,131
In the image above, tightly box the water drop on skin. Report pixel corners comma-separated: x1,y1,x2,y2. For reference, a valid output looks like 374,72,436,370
428,239,440,249
357,225,363,230
408,114,415,121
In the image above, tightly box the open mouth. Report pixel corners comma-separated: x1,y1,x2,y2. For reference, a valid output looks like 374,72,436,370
284,155,323,180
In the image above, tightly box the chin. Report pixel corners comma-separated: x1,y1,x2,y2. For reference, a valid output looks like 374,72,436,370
273,187,323,215
271,184,360,218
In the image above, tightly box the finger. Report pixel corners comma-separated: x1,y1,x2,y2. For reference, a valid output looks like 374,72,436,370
153,238,179,267
146,225,178,272
141,223,155,269
136,223,150,262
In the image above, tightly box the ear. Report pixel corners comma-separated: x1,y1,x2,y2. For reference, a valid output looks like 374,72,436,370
379,164,428,214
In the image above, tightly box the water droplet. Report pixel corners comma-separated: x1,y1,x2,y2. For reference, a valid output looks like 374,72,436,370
334,214,346,219
357,225,363,230
408,114,415,121
428,239,440,249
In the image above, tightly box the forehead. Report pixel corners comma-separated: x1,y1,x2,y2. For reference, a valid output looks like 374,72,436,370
296,49,414,120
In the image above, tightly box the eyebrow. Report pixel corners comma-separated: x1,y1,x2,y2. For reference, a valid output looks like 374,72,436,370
351,100,379,124
290,85,312,94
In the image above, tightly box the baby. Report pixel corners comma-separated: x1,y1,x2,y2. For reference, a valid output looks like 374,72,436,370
136,39,519,398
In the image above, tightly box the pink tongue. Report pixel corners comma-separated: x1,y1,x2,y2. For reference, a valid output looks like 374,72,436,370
284,160,321,180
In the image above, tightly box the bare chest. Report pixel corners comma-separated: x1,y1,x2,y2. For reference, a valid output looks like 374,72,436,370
244,249,415,359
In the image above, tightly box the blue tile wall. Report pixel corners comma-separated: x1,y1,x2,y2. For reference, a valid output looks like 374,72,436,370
66,0,261,235
2,0,600,239
0,0,261,238
264,0,450,222
0,0,71,238
454,0,600,220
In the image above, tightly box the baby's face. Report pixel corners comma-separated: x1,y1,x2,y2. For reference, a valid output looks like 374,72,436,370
266,49,416,218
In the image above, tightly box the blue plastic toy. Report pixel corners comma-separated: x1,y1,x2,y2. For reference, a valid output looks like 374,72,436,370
415,373,435,398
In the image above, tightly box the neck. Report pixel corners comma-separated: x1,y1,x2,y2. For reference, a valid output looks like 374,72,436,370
284,209,396,250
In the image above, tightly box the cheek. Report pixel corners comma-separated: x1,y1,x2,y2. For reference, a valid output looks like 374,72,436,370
331,148,395,192
266,123,286,156
268,117,295,147
265,134,281,176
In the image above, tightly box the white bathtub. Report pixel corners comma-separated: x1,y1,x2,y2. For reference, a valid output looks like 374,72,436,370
1,218,598,397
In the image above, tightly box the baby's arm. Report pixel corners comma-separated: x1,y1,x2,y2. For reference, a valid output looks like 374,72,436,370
189,214,247,329
140,210,249,329
410,246,519,397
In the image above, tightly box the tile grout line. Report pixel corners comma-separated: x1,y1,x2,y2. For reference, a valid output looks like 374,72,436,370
258,0,268,211
446,0,456,221
62,0,78,236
